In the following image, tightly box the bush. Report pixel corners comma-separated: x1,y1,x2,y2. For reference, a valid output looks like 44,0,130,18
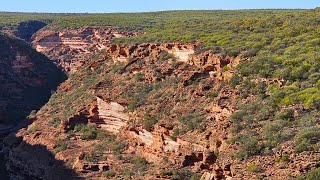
74,124,97,140
247,163,261,173
104,170,116,178
83,152,104,163
131,157,149,173
81,130,97,140
49,117,61,128
143,112,158,131
30,110,37,116
110,63,124,74
54,141,67,154
276,154,290,162
306,168,320,180
28,122,39,133
160,170,175,177
275,109,294,121
157,51,174,61
112,142,126,155
127,97,139,112
190,173,202,180
131,157,148,165
171,128,185,141
236,136,262,159
229,75,241,87
295,128,320,153
178,113,206,132
134,72,144,82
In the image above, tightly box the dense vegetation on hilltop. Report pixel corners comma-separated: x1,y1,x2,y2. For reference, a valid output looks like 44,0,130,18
0,10,307,30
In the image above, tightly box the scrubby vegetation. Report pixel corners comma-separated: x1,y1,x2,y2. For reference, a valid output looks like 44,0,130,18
298,168,320,180
160,169,199,180
54,141,68,154
2,8,320,178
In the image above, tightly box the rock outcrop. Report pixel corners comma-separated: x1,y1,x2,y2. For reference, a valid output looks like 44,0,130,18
106,43,196,63
32,27,139,73
94,97,129,133
106,43,239,81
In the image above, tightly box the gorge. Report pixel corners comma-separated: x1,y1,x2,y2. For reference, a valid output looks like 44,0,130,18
0,9,319,179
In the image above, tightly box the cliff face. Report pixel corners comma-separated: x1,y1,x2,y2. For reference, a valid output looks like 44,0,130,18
0,34,67,126
1,20,47,42
15,21,47,42
32,27,139,73
0,33,67,180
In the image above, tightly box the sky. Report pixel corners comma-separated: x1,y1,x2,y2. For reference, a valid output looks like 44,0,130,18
0,0,319,13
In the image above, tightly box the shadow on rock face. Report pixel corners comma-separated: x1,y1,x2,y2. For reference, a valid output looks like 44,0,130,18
0,33,76,179
0,34,67,126
14,20,47,42
2,128,81,180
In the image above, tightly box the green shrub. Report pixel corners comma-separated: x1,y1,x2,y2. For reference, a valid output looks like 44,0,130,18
49,117,61,128
131,157,149,173
190,173,202,180
28,122,39,133
160,170,175,177
157,51,174,61
171,128,185,141
178,113,206,132
83,152,104,163
104,170,116,178
236,136,262,159
127,97,139,112
54,141,68,154
143,112,158,131
306,168,320,180
208,91,219,100
131,157,148,166
81,130,97,140
30,110,37,116
229,75,241,87
275,109,294,121
276,154,290,162
110,63,124,74
247,163,261,173
134,72,144,82
295,128,320,153
74,124,97,140
112,142,126,155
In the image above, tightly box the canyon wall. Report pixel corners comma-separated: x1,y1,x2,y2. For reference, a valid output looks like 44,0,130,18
0,34,67,126
32,27,139,73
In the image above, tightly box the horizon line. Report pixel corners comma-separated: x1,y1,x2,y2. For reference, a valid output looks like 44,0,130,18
0,8,316,14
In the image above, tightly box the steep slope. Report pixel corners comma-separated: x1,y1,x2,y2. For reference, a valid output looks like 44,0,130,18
0,33,68,180
15,20,47,42
0,34,67,127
